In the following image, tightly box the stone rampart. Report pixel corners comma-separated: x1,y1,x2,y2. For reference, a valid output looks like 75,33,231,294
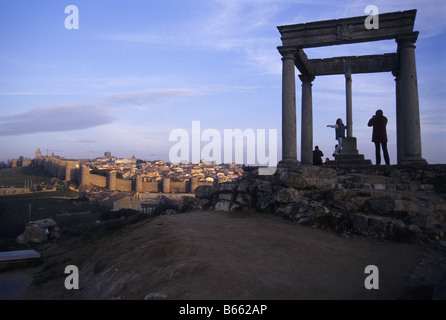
115,178,132,192
170,181,187,193
142,181,160,193
36,157,220,194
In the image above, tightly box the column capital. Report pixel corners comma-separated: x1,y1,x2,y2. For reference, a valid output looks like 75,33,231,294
392,69,401,79
344,63,352,79
396,32,419,49
298,74,315,83
278,46,297,59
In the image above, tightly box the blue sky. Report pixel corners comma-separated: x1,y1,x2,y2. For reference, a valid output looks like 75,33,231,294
0,0,445,164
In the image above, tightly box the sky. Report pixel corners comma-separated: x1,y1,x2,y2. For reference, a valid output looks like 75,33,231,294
0,0,445,165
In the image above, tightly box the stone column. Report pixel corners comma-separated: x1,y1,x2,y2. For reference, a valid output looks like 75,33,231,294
396,32,426,164
299,74,315,165
345,65,353,138
278,47,298,165
392,70,404,164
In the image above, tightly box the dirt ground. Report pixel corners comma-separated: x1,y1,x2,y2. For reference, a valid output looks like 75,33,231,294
12,210,446,300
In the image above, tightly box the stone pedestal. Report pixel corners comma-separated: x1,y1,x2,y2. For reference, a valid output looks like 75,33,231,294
332,137,372,166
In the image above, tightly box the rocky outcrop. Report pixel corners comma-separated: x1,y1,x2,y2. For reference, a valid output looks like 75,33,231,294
16,219,60,245
193,165,446,243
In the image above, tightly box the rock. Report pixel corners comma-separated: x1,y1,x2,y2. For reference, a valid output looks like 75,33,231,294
274,188,302,204
237,181,250,193
198,198,211,208
218,182,238,193
373,184,386,190
16,234,28,245
344,173,395,185
144,292,168,300
418,184,434,191
352,213,369,235
235,193,253,207
256,193,274,211
28,229,47,244
164,209,177,215
368,199,420,216
215,201,231,211
16,218,59,245
433,268,446,300
274,166,337,191
218,193,234,202
257,181,274,193
178,196,201,212
410,214,439,229
438,241,446,252
194,185,218,199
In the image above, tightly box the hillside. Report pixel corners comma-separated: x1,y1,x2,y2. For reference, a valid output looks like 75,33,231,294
17,210,446,300
0,167,53,188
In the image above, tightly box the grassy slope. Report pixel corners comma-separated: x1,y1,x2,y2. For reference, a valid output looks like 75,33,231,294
0,166,53,188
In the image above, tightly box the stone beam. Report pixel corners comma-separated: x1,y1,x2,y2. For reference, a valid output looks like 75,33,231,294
295,49,311,76
307,53,397,76
278,10,416,48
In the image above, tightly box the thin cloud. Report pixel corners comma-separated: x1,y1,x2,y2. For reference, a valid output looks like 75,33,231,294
101,88,201,106
0,103,114,136
0,87,206,136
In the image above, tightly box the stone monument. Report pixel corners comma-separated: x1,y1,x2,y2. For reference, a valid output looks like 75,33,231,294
277,9,427,166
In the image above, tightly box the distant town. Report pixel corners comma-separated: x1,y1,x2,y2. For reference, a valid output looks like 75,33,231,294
6,148,244,188
1,149,245,212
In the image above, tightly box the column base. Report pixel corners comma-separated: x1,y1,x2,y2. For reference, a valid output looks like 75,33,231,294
329,154,372,166
399,157,428,166
278,158,301,168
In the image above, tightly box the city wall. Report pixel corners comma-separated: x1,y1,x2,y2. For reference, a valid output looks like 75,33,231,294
37,156,215,193
0,188,33,196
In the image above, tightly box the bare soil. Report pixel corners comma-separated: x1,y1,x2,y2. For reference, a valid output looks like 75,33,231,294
14,210,446,300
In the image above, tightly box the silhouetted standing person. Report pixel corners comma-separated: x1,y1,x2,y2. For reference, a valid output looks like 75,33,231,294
368,109,390,165
312,146,324,165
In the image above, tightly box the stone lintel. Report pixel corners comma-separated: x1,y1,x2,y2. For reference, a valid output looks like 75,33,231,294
306,53,397,76
295,49,311,76
278,10,417,48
